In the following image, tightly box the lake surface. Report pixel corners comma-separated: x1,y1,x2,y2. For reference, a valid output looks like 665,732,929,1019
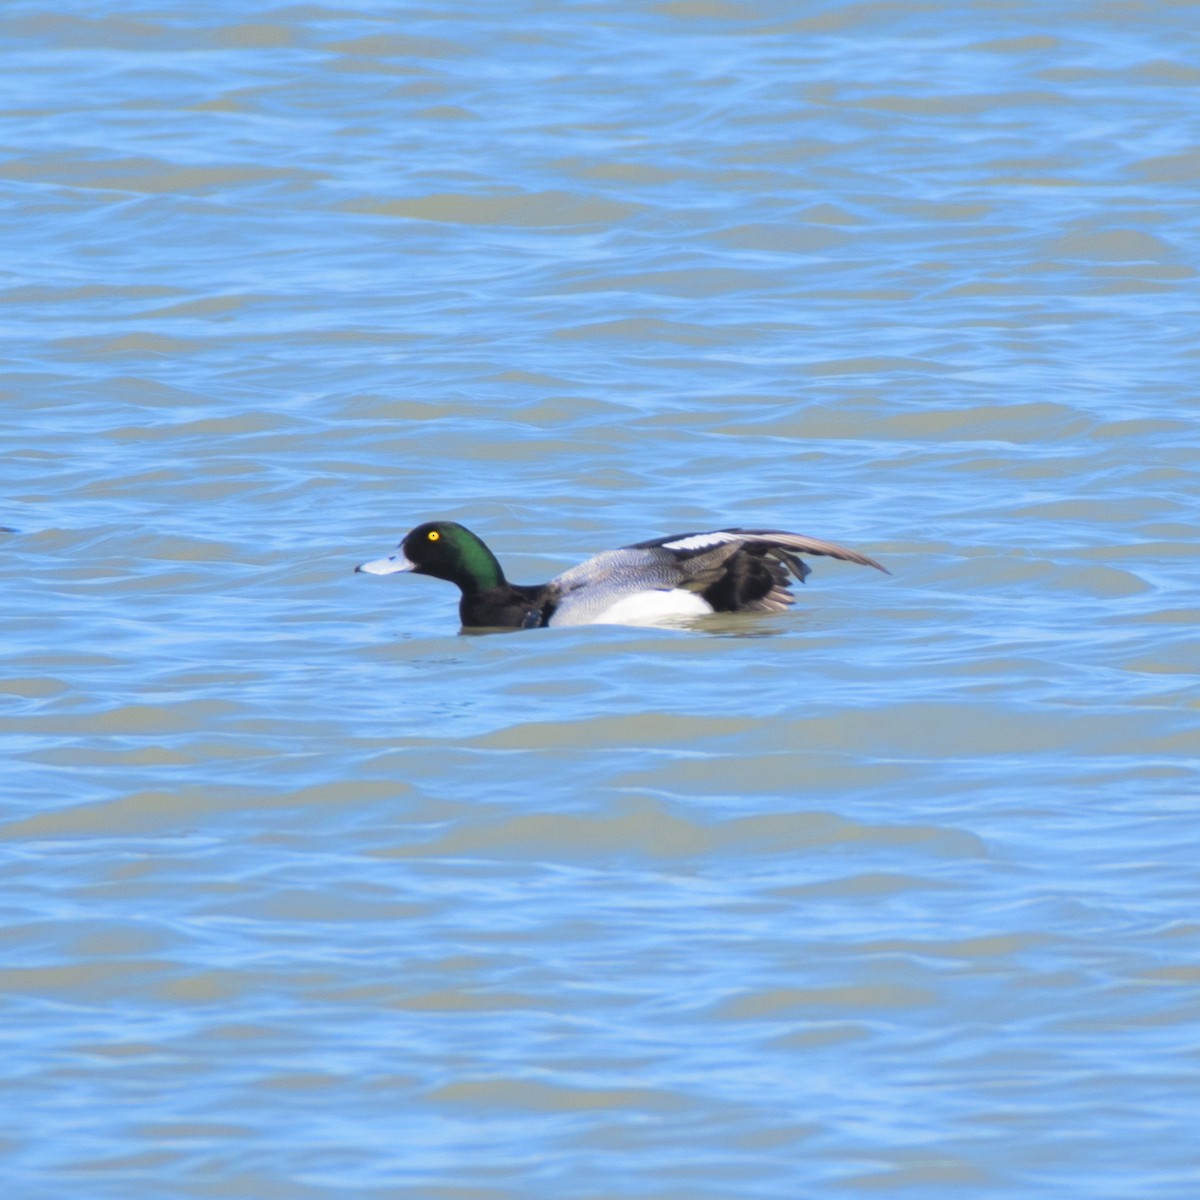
2,1,1198,1197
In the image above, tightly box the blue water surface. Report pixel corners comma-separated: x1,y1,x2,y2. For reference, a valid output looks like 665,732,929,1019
2,1,1198,1198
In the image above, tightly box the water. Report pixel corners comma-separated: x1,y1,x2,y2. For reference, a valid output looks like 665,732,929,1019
2,1,1198,1196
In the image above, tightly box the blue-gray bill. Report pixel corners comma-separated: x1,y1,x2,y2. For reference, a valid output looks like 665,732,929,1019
355,552,415,576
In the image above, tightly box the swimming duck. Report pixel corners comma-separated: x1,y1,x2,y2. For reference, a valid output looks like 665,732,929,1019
357,521,887,630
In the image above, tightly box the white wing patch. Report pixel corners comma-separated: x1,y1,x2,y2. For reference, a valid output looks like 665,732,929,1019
660,531,742,552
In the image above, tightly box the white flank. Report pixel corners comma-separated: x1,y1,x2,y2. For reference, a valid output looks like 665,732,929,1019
356,553,414,575
661,531,741,552
586,589,714,626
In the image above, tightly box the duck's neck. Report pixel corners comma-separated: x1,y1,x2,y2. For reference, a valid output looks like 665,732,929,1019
451,533,506,595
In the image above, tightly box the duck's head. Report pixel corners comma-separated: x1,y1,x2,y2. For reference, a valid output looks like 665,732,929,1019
356,521,504,590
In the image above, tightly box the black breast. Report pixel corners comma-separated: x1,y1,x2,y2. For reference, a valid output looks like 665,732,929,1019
460,584,554,630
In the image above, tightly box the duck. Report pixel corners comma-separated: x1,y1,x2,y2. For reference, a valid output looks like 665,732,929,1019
357,520,887,630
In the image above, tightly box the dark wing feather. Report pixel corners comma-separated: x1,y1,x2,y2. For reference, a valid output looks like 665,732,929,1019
722,529,889,574
628,527,887,614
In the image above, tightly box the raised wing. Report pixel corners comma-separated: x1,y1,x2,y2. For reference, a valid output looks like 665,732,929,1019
642,528,888,574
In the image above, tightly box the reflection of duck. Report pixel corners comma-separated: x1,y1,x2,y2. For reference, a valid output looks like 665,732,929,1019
357,521,887,631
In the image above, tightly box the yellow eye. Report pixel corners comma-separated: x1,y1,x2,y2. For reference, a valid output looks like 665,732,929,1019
428,530,440,542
